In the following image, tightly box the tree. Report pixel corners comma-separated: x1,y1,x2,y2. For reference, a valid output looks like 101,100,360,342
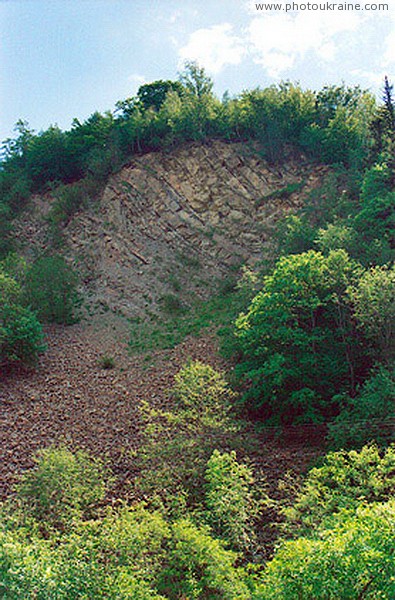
24,255,79,324
0,267,44,365
383,75,395,132
258,500,395,600
177,62,218,140
347,264,395,363
137,80,183,112
234,250,368,422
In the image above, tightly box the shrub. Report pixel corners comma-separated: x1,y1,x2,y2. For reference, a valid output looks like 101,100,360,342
98,354,115,369
134,362,237,511
0,304,44,365
328,367,395,448
158,518,250,600
283,444,395,533
95,504,170,582
25,255,80,324
205,450,256,551
256,500,395,600
173,360,233,420
17,446,108,530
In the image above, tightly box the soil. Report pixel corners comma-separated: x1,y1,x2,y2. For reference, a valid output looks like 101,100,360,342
0,314,324,504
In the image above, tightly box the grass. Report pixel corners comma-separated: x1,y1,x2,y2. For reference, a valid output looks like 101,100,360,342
129,284,246,355
256,181,306,207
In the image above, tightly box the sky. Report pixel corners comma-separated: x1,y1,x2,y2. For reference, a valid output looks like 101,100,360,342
1,0,394,142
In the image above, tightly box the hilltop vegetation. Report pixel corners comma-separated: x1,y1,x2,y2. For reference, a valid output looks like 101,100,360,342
0,66,394,598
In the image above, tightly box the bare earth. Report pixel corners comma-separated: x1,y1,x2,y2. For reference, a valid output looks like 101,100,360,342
0,316,323,502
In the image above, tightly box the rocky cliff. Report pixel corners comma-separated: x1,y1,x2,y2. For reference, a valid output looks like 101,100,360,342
16,140,328,316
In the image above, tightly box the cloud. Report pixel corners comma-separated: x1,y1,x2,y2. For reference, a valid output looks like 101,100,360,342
178,23,246,74
247,11,361,77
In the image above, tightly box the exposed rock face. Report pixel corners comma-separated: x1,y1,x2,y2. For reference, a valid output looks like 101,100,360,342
16,140,328,316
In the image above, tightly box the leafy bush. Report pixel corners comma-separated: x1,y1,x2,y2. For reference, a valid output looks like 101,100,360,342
134,362,238,511
257,500,395,600
17,446,108,530
347,263,395,363
25,255,80,324
0,304,44,365
158,518,250,600
283,444,395,532
205,450,256,551
328,367,395,448
0,267,44,365
173,360,233,420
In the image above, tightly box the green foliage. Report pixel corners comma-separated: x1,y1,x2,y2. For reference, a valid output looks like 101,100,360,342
25,255,79,324
17,446,108,530
0,303,44,365
98,354,115,369
25,125,78,188
275,214,316,255
159,518,250,600
0,266,44,365
328,367,395,448
134,362,237,510
348,263,395,362
283,444,395,532
257,500,395,600
95,503,170,582
205,450,256,551
173,360,233,418
233,249,367,422
360,162,392,203
137,79,184,111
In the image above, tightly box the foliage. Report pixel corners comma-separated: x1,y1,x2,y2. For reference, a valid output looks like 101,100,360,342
158,518,250,600
328,366,395,449
233,249,368,422
16,446,108,530
347,263,395,362
133,362,238,511
283,444,395,532
137,79,184,111
0,303,44,365
205,450,256,551
0,266,44,365
24,255,80,324
256,500,395,600
173,360,233,419
98,354,115,369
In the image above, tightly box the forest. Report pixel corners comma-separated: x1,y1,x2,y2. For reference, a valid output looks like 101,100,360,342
0,63,394,599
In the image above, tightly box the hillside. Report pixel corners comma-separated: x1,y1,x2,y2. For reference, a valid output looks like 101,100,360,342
1,73,394,597
14,140,327,316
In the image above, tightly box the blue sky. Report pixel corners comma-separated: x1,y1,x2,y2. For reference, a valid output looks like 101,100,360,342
1,0,394,142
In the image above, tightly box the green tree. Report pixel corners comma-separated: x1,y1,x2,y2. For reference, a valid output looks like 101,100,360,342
25,255,79,324
234,250,367,422
328,367,395,448
205,450,256,551
347,264,395,363
17,446,108,530
137,80,183,112
0,267,44,365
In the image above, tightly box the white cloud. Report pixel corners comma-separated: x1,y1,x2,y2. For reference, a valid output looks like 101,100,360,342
247,11,361,77
178,23,247,74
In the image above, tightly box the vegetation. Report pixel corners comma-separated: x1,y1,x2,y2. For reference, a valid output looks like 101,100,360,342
0,68,394,597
